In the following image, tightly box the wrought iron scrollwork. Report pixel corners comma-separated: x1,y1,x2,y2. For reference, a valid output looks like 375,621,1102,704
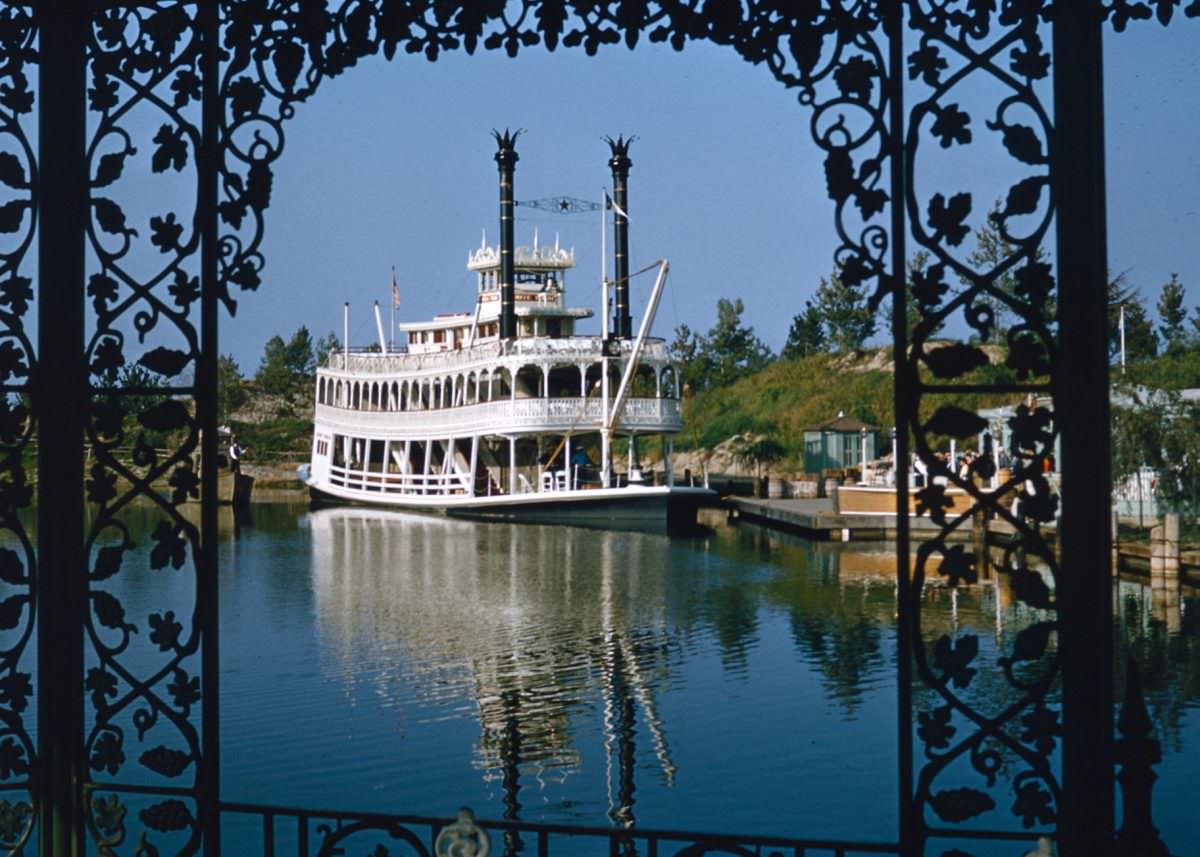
0,1,1191,853
82,2,205,852
900,3,1063,847
0,3,37,852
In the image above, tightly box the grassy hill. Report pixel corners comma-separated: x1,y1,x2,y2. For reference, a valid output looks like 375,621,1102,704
674,346,1026,476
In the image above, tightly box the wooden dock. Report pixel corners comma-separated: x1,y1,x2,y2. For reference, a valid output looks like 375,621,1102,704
726,496,999,542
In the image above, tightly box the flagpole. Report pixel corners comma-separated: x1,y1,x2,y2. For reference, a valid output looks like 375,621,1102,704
390,265,396,353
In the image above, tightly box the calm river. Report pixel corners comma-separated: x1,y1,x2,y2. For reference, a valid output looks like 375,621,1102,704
187,502,1196,854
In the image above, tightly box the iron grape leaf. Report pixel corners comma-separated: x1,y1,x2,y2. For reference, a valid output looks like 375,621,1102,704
245,162,273,212
151,124,188,173
911,263,948,308
92,152,128,188
0,153,27,189
228,77,264,119
86,462,118,505
88,71,119,112
939,545,978,587
1010,621,1056,662
138,798,193,833
171,69,201,107
0,275,32,317
927,192,972,246
915,484,954,524
138,347,190,378
91,793,125,837
0,200,28,233
92,545,125,582
0,595,25,630
924,406,987,439
0,736,29,777
1009,567,1053,610
149,521,187,570
92,590,134,632
855,187,888,219
933,634,978,689
930,103,972,148
138,400,191,432
996,123,1045,165
1020,705,1061,756
0,547,23,584
1000,176,1045,219
0,671,31,715
148,610,183,651
139,746,191,778
1006,332,1051,380
923,343,990,379
167,667,200,711
930,787,996,823
1012,780,1056,828
87,272,120,313
93,197,134,236
833,55,876,101
917,704,956,751
908,43,948,85
89,731,124,775
0,341,27,382
149,212,183,252
0,74,32,115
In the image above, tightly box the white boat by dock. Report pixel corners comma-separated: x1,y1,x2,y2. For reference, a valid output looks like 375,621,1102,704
301,132,715,530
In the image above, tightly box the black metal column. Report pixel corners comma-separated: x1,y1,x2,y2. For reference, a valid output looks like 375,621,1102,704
607,136,633,339
199,1,221,852
884,5,915,853
494,130,520,340
36,5,88,855
1052,4,1114,853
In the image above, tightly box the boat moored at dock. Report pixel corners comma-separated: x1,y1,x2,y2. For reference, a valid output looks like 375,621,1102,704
301,132,715,530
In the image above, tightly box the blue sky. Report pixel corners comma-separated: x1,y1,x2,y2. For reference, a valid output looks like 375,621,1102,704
222,20,1199,372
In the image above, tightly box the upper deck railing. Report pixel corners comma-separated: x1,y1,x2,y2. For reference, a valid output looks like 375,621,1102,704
320,337,672,377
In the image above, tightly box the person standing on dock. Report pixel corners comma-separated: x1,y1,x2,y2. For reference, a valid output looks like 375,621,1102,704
230,435,245,475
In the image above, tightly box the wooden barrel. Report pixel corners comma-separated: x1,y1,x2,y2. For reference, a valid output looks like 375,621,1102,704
767,477,785,499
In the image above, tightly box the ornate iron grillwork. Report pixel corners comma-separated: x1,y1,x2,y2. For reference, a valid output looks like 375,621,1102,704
0,5,37,853
1,1,1194,854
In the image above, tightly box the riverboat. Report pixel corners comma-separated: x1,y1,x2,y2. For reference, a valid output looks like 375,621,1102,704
300,133,715,530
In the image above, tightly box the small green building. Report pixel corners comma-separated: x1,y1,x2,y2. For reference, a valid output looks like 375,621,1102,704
803,412,880,474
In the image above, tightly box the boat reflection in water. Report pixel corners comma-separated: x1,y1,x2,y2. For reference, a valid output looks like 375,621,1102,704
304,506,679,830
295,505,1197,847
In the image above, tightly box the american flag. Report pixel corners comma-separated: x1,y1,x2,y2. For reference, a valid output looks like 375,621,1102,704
391,267,400,309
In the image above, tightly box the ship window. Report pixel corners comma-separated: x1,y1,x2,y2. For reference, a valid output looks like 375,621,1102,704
434,330,445,344
546,319,562,338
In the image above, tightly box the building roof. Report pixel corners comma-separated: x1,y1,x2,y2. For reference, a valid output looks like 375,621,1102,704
804,412,878,433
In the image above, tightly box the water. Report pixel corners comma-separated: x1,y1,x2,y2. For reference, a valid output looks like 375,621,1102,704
10,501,1196,852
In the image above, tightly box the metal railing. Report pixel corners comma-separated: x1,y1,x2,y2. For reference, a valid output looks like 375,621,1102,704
219,802,902,857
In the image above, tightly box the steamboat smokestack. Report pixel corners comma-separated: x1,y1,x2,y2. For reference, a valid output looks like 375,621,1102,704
494,129,521,340
607,135,634,340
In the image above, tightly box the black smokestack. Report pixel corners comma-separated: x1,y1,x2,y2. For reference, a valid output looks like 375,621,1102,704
494,129,521,340
606,135,634,339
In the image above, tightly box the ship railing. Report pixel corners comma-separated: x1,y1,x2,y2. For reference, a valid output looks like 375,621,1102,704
327,463,472,496
314,397,683,435
322,337,671,375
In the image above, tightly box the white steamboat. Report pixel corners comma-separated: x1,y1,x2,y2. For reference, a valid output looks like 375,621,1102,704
301,133,714,530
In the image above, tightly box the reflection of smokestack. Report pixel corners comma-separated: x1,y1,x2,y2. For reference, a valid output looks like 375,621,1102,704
494,129,521,340
606,135,634,339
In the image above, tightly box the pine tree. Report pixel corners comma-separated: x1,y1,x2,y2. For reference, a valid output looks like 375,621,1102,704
813,272,875,353
1108,274,1157,364
1157,273,1188,354
782,300,827,359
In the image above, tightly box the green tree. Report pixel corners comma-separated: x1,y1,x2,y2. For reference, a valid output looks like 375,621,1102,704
256,334,292,396
1157,273,1188,354
315,331,340,366
284,325,315,380
217,354,246,421
700,297,773,390
813,272,875,353
1108,274,1157,365
782,300,826,359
